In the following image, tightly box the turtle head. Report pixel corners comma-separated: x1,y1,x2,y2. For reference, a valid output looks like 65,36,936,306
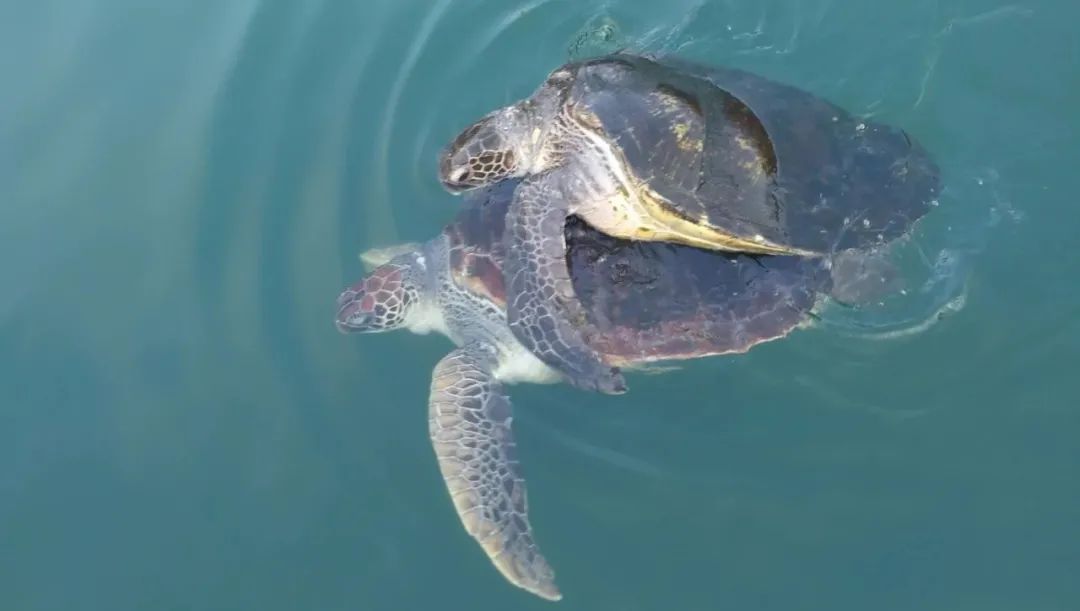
438,105,534,192
438,69,574,192
335,251,430,334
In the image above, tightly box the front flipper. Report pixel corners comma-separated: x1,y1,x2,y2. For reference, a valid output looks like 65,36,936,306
429,344,562,601
505,174,627,394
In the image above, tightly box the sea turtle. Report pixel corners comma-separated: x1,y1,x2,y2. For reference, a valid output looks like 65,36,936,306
335,178,843,601
436,52,940,395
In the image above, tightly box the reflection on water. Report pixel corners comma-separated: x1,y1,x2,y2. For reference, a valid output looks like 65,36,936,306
3,0,1078,609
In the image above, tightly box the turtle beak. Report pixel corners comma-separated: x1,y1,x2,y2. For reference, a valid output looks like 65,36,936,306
438,141,479,193
438,119,484,192
439,165,472,193
437,110,521,192
334,290,371,333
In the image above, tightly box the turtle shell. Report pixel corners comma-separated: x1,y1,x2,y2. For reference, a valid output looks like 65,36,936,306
565,53,940,254
448,179,828,363
444,184,510,309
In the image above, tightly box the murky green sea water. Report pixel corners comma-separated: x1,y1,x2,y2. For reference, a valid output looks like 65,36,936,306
3,1,1079,609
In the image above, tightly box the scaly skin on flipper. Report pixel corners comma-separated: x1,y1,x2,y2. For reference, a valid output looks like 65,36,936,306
505,173,626,395
429,343,561,601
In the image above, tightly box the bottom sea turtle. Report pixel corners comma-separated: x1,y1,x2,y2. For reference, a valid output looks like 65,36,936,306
335,179,887,601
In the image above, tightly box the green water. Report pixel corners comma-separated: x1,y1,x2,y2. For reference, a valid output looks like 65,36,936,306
3,1,1078,609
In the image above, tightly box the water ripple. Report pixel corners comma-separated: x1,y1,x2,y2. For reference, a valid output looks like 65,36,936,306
186,0,1032,478
452,1,1025,466
372,0,454,245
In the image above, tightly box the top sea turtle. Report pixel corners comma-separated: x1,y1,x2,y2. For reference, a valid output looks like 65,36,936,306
335,178,841,601
436,52,940,395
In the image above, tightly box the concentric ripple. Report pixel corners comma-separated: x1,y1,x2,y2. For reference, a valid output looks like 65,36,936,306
178,0,1038,492
5,0,1075,608
176,0,1042,578
494,2,1029,467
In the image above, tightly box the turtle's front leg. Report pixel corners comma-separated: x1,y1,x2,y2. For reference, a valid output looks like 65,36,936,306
429,343,561,601
504,173,627,395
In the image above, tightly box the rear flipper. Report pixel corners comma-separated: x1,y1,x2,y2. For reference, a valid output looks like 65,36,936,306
828,248,903,306
504,173,627,395
360,243,422,271
429,344,562,601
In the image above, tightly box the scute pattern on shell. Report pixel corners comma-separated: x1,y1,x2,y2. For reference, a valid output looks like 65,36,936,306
564,216,826,361
444,183,512,308
449,179,829,363
568,54,940,253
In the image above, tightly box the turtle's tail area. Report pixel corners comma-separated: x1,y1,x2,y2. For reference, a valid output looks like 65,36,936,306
826,248,903,306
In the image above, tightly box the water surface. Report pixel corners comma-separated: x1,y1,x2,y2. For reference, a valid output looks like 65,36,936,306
3,1,1078,609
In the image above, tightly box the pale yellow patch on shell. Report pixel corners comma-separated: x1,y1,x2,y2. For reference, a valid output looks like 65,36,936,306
671,121,703,152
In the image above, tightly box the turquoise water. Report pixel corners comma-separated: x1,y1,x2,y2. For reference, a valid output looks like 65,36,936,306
3,0,1078,609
